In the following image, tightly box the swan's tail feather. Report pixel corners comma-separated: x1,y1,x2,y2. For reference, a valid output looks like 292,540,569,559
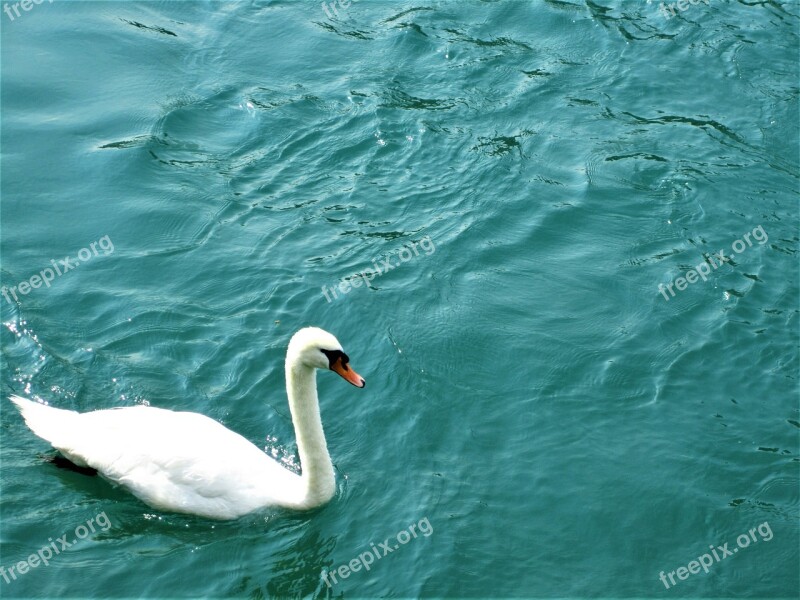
8,395,81,452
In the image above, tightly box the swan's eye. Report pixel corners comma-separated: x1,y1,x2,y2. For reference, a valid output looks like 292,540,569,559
320,348,349,370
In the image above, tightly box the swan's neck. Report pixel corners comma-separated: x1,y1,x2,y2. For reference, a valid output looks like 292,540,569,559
285,362,335,509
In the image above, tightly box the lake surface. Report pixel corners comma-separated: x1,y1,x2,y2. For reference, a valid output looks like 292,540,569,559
1,1,798,597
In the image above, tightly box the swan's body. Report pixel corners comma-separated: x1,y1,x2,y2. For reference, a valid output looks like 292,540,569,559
9,327,365,520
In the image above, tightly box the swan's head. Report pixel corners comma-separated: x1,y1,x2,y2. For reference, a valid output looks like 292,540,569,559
287,327,365,388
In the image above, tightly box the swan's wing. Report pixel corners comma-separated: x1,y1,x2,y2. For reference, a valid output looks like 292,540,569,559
85,407,303,517
14,399,300,518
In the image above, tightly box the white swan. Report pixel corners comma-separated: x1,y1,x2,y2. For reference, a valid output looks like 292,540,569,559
8,327,365,520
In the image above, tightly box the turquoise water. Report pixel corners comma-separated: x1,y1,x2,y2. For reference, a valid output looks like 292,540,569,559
1,0,798,597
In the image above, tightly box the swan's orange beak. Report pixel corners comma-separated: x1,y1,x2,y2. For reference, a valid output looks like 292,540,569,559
331,357,365,388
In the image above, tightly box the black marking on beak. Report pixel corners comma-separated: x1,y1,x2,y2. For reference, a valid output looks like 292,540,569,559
320,348,350,370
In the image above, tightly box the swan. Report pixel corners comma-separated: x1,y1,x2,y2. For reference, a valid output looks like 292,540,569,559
8,327,365,520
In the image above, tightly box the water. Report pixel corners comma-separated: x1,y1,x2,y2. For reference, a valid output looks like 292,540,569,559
1,1,798,597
